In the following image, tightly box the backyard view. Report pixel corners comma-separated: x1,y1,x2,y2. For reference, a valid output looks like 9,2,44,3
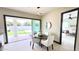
8,30,31,36
7,18,32,36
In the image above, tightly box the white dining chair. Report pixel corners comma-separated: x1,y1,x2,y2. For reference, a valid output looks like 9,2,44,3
41,33,54,51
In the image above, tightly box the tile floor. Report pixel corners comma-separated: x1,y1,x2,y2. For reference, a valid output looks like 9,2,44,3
1,38,74,51
62,33,75,51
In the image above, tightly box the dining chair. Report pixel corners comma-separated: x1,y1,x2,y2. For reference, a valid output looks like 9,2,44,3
41,33,54,51
30,32,40,49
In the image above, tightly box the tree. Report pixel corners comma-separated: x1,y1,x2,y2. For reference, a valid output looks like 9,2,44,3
7,21,13,26
16,22,21,26
23,22,31,26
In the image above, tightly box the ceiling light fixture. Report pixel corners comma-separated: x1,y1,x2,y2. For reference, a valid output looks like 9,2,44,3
37,7,40,9
36,7,41,15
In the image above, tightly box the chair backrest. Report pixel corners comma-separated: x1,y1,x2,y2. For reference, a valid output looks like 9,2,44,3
47,33,54,46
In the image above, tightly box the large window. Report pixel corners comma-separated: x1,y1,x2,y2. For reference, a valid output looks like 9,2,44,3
4,15,41,43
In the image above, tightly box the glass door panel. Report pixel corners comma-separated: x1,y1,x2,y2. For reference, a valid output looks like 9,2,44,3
5,17,15,43
16,18,32,40
32,20,41,35
5,16,32,43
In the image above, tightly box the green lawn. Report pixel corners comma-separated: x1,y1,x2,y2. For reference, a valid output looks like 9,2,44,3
8,31,14,36
8,30,31,36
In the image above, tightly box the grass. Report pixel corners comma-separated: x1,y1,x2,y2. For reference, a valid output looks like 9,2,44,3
8,30,31,36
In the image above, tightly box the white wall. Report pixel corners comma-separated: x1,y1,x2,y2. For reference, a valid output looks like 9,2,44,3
0,7,41,45
41,7,75,42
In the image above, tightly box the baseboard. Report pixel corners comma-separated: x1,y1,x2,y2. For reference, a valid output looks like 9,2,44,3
54,40,61,44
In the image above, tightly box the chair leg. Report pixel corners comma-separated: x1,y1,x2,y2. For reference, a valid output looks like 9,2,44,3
32,43,34,49
47,47,49,51
30,41,31,46
41,44,42,48
52,44,54,50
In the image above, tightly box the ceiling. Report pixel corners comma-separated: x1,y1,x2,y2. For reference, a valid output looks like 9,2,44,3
7,7,55,16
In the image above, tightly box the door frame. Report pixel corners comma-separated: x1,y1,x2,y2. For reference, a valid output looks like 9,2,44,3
60,8,79,51
3,15,41,44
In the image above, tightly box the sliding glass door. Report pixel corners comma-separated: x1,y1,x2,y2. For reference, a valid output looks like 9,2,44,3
4,15,41,44
5,16,32,43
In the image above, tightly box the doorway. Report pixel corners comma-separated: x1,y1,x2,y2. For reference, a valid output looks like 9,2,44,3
60,8,79,51
4,15,41,44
